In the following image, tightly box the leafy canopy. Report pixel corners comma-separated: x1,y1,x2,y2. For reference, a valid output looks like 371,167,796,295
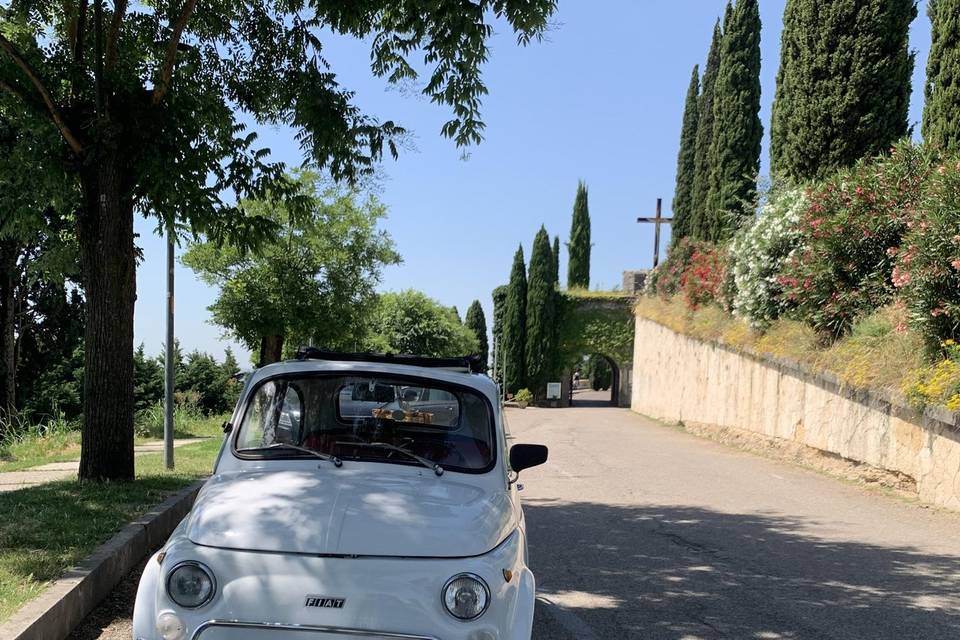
182,173,399,354
365,290,479,358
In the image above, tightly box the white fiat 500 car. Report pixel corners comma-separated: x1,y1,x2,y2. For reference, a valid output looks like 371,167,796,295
133,350,548,640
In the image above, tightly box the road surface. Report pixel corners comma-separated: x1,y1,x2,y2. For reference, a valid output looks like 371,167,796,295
70,403,960,639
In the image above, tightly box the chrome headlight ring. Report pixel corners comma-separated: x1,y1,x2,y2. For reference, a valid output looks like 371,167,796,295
441,572,490,621
165,561,216,609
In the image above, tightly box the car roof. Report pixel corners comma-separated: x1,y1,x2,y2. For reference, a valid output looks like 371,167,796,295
245,359,501,402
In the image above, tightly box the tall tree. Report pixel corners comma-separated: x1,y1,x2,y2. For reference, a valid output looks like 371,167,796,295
566,182,591,289
923,0,960,152
491,285,508,384
525,227,557,399
183,175,399,365
464,300,489,373
690,16,725,239
671,64,700,245
503,246,527,394
705,0,762,240
365,290,479,358
552,235,561,287
770,0,916,182
0,0,555,480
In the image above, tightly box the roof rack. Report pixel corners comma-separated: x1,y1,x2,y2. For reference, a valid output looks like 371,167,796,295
293,347,485,375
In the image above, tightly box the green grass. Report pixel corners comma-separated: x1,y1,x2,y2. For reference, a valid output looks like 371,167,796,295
0,436,223,622
0,412,229,473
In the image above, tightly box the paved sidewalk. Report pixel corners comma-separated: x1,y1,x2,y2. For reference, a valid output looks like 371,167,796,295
0,439,207,492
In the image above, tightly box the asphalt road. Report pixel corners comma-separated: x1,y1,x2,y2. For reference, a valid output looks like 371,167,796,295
70,399,960,639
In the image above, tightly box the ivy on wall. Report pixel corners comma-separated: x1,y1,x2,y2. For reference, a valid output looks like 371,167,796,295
556,292,635,368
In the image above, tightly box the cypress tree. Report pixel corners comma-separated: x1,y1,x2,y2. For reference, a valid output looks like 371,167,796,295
566,182,591,289
770,0,916,182
464,300,489,372
705,0,762,240
491,285,508,383
552,235,561,286
671,64,700,245
690,16,724,239
525,227,557,398
923,0,960,153
503,246,527,393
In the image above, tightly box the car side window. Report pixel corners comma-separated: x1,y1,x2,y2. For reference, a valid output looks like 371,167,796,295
275,384,304,444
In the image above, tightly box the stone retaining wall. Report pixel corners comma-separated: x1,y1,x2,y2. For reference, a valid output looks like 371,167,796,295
631,316,960,511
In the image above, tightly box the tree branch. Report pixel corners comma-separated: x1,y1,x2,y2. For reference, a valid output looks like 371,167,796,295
152,0,198,105
105,0,127,70
0,33,84,155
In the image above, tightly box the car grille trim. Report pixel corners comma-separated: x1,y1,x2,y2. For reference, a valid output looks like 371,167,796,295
190,619,440,640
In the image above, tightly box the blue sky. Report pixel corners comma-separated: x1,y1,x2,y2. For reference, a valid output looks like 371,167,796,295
133,0,933,363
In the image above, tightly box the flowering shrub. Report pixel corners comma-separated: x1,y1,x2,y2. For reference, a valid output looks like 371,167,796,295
778,142,935,338
896,159,960,354
903,340,960,411
680,244,727,310
645,237,712,299
727,188,807,330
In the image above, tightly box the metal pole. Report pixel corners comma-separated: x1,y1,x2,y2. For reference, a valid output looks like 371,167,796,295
164,229,175,469
653,198,662,268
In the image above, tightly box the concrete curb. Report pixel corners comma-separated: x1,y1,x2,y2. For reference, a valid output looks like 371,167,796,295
0,480,204,640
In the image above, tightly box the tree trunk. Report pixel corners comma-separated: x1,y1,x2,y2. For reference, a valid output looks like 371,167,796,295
259,334,284,366
77,158,136,481
0,238,16,421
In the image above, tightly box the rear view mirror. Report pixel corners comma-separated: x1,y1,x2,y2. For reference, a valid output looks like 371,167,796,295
510,444,548,474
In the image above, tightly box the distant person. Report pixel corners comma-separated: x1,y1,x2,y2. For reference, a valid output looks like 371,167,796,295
572,371,580,389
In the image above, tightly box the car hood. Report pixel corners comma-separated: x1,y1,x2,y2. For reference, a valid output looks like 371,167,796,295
186,469,515,558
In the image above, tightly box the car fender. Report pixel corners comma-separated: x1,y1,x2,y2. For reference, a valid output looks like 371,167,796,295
132,550,162,639
508,566,537,640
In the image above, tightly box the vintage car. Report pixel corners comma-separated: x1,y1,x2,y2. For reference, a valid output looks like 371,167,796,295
133,350,549,640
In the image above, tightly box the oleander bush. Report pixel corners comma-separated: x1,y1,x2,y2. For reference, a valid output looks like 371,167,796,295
679,244,727,310
778,142,936,339
727,188,807,330
646,237,714,300
896,159,960,355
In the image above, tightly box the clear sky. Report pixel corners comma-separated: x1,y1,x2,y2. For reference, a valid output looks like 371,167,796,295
133,0,933,363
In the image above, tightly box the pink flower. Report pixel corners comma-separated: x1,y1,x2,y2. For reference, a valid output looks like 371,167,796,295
952,258,960,272
810,218,824,228
892,266,911,288
932,308,947,317
886,247,899,257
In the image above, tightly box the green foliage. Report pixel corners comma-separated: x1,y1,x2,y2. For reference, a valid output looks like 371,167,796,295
364,290,479,358
552,235,561,286
133,345,164,414
465,300,489,372
525,227,558,396
923,0,960,153
690,17,724,239
183,174,399,359
727,189,808,330
491,285,508,384
779,142,935,338
896,157,960,354
503,246,528,393
566,182,591,289
705,0,762,239
584,355,612,391
513,388,533,404
671,64,700,245
770,0,916,182
556,292,634,370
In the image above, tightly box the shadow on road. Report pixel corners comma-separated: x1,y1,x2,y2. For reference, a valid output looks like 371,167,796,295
526,499,960,639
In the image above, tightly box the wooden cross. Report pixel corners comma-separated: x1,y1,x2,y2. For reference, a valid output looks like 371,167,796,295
636,198,672,268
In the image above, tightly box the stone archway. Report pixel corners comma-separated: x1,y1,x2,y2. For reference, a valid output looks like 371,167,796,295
555,292,635,408
568,352,623,407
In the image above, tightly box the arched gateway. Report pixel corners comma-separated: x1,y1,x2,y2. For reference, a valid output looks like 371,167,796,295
555,291,635,408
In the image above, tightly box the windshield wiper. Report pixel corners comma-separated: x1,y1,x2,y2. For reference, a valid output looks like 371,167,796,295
336,440,444,476
238,443,342,467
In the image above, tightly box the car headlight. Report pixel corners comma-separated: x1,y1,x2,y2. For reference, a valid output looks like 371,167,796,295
442,573,490,620
166,561,216,608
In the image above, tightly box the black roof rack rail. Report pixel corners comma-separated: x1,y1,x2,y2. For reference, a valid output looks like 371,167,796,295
293,347,485,375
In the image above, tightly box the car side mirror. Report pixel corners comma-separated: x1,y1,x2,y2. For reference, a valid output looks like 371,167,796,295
510,444,548,474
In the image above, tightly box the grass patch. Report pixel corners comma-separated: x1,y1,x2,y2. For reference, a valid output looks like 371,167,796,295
0,436,222,622
0,412,229,473
635,296,932,397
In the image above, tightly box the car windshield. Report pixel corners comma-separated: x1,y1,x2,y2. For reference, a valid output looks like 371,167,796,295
234,374,495,472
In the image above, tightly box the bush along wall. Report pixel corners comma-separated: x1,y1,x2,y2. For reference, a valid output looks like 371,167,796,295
644,140,960,412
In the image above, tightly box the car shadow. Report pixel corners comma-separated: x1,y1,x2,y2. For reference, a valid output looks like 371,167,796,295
525,499,960,639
